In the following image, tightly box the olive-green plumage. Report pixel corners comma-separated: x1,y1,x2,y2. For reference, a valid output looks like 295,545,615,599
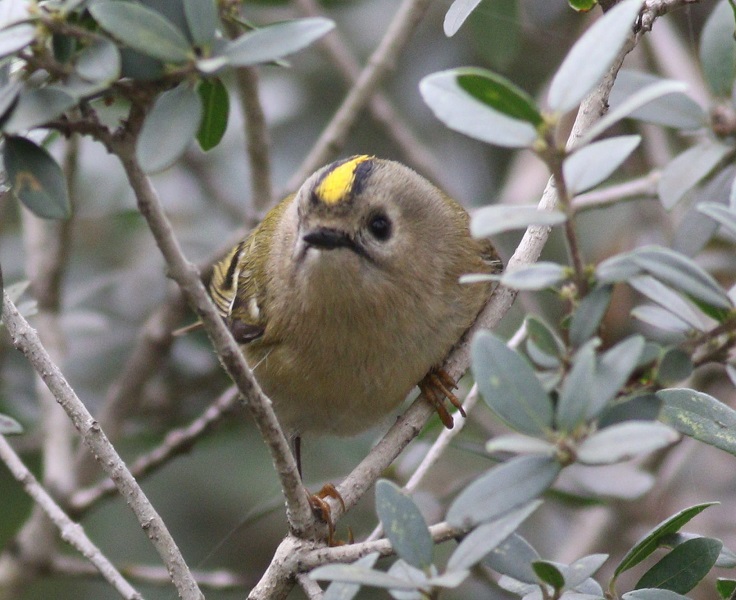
210,156,501,437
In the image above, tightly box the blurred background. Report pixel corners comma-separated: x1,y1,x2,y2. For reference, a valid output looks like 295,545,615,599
0,0,733,598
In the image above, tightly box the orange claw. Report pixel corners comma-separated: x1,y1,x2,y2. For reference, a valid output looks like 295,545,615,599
418,368,466,429
307,483,346,546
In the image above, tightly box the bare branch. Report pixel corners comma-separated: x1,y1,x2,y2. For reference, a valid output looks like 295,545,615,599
1,293,204,600
0,437,142,600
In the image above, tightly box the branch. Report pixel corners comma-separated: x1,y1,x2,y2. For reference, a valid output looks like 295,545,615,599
286,0,433,192
0,292,204,600
572,169,660,212
0,437,142,600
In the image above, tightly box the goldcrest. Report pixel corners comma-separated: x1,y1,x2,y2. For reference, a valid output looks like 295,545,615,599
209,155,501,448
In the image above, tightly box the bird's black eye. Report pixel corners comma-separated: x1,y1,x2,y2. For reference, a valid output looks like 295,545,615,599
368,213,392,241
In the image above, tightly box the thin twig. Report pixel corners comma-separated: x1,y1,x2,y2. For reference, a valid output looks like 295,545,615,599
572,169,660,212
1,292,204,600
0,437,143,600
286,0,433,192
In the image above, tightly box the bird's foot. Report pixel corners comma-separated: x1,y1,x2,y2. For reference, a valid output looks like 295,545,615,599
418,368,466,429
308,483,351,546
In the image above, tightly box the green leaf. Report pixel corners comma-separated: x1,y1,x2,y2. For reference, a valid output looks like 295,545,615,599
444,0,483,36
606,71,705,132
500,263,568,290
568,0,598,11
0,24,35,59
635,536,722,593
716,578,736,599
569,285,613,347
623,589,691,600
657,349,693,386
222,18,334,67
197,78,229,151
375,480,433,570
89,1,191,63
698,202,736,237
137,83,202,173
471,331,554,436
564,135,641,195
658,388,736,456
3,136,71,219
484,533,540,583
532,561,565,590
614,502,718,577
700,0,736,97
447,455,561,528
323,553,379,600
447,501,541,571
576,421,679,465
2,87,77,134
456,68,542,126
657,141,733,210
0,413,23,435
547,0,644,112
420,70,538,148
183,0,218,47
471,205,567,237
76,37,121,83
557,339,598,431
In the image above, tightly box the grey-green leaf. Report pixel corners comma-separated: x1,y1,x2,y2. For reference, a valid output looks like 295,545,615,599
89,1,191,63
323,553,379,600
471,331,554,436
623,589,691,600
557,339,598,431
564,554,609,589
183,0,218,47
630,276,709,331
447,455,561,528
657,349,693,386
485,533,540,583
420,70,538,148
588,335,646,419
310,565,419,590
444,0,483,36
0,413,23,435
448,501,541,571
223,18,334,67
471,205,567,237
657,140,733,210
525,316,564,358
547,0,644,113
569,285,613,347
564,135,641,195
658,388,736,456
137,84,202,173
76,37,121,83
635,536,722,593
3,136,71,219
501,263,568,290
576,421,679,465
698,201,736,237
2,87,77,134
699,0,736,98
486,434,556,456
0,81,21,121
614,502,718,577
632,305,690,334
375,480,433,570
0,24,35,59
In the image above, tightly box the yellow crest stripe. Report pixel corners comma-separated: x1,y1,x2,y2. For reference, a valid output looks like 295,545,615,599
314,155,373,205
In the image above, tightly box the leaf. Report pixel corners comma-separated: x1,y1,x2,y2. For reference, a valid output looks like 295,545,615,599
630,276,709,331
657,349,693,386
76,37,121,83
375,480,433,570
632,305,690,334
525,316,564,358
486,435,556,456
501,263,569,290
446,455,561,528
547,0,644,113
614,502,718,577
222,18,334,67
657,140,733,210
0,413,23,435
447,501,541,570
456,68,542,126
532,561,565,590
310,565,419,590
89,1,191,63
564,554,609,589
2,87,77,134
323,553,379,600
0,23,35,59
387,559,427,598
576,421,679,465
699,0,736,98
0,80,21,121
420,70,538,148
444,0,483,36
635,536,722,593
3,136,71,219
569,285,613,347
564,135,641,195
471,205,567,237
623,589,691,600
183,0,219,47
484,533,540,583
588,335,646,419
569,0,598,11
717,578,736,599
658,388,736,456
605,71,705,132
136,83,202,173
197,78,229,151
557,339,598,431
698,201,736,237
471,331,554,436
